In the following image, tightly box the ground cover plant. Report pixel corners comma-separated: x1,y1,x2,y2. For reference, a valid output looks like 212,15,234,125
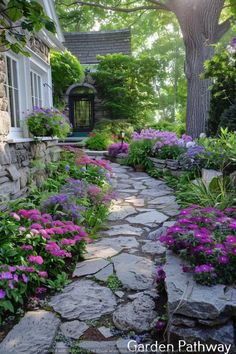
160,206,236,285
0,148,115,323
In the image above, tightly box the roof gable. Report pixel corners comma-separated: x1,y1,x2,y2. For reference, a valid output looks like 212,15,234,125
64,29,131,64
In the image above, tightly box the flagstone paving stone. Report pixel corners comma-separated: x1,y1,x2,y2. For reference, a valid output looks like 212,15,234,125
0,310,60,354
107,205,137,221
112,253,156,290
73,258,109,277
126,210,169,225
49,280,117,320
60,320,89,339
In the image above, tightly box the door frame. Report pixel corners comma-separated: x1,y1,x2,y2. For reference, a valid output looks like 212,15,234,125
69,93,95,133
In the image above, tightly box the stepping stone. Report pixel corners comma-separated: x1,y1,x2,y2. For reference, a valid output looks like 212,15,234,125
163,220,176,228
85,237,139,260
84,243,121,260
101,224,142,237
116,338,138,354
124,197,145,207
60,320,89,339
49,280,117,320
79,341,119,354
98,236,139,250
0,310,60,354
115,291,125,298
150,195,176,205
108,205,137,221
142,240,166,256
164,208,180,217
117,189,138,193
98,326,113,338
126,210,168,226
94,263,114,282
113,293,157,333
140,187,172,197
112,253,155,290
147,190,172,198
55,341,70,354
143,179,164,188
73,258,109,277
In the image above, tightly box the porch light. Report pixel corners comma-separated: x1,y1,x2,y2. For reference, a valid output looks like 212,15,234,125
120,130,125,148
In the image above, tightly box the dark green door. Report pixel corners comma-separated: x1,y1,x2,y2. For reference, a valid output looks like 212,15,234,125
69,93,95,137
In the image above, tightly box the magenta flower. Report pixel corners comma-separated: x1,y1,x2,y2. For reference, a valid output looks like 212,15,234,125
156,320,166,330
35,287,47,294
28,255,44,265
10,212,20,221
38,271,48,278
218,255,229,264
60,238,76,245
21,245,33,251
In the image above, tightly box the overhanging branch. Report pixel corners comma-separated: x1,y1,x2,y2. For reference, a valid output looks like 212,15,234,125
65,0,171,12
215,17,233,41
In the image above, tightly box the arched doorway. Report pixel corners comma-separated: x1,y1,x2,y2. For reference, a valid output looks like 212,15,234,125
65,83,96,136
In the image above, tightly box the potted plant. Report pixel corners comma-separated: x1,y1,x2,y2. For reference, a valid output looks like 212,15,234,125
26,107,71,139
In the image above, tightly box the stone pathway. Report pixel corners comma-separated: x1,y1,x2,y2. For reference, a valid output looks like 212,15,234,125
0,163,178,354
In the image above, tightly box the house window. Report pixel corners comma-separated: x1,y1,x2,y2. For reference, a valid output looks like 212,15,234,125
5,56,20,128
30,71,43,107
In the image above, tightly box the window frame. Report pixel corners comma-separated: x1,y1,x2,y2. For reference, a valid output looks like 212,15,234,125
5,53,21,133
30,70,43,108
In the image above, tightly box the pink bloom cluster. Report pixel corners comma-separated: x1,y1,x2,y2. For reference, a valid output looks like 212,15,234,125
76,155,112,173
160,206,236,285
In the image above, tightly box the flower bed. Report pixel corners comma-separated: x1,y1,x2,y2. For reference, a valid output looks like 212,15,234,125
0,148,115,322
160,206,236,285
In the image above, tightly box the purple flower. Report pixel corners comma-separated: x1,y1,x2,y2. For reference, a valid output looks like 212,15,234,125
218,255,229,264
22,274,28,283
156,320,166,330
0,289,6,299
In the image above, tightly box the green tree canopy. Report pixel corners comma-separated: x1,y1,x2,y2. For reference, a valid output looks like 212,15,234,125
50,50,84,107
93,53,161,127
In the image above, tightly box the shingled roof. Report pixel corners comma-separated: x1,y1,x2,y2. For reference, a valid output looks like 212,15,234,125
63,29,131,64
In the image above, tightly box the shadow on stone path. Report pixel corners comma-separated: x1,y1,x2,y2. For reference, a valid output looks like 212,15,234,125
0,163,178,354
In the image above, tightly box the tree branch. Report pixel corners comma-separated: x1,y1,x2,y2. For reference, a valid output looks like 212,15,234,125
215,17,233,41
65,0,171,13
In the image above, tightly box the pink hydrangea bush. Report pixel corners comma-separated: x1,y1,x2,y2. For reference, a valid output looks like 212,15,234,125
160,206,236,285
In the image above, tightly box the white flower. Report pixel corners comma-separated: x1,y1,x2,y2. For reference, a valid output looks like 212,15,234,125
186,141,196,148
199,133,206,138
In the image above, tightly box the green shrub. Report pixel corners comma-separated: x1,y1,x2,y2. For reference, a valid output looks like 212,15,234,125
204,39,236,135
93,54,159,126
51,50,84,107
94,119,134,141
86,130,114,151
176,176,236,210
127,139,154,169
220,103,236,132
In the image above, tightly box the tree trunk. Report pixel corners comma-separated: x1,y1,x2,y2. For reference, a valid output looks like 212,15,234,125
170,0,227,137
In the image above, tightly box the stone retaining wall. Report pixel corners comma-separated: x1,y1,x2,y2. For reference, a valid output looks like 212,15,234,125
164,252,236,352
0,140,61,208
